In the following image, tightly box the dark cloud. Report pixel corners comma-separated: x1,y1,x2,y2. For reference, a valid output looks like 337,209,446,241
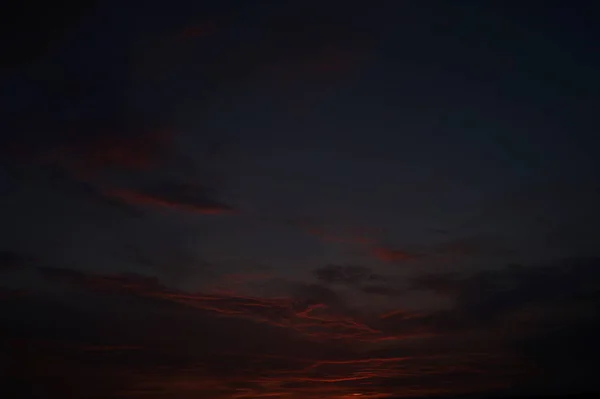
0,268,440,398
131,1,377,116
428,235,517,258
513,311,600,394
7,253,600,397
65,175,147,218
290,282,341,309
1,2,98,70
300,226,421,265
360,284,403,297
408,257,600,393
1,68,171,167
0,251,34,271
120,242,210,282
314,264,381,286
411,272,463,297
47,128,174,173
412,258,600,323
2,164,145,219
312,264,406,298
105,182,235,215
19,265,404,343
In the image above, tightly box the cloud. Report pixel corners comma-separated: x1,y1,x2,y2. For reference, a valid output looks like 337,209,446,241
49,129,174,173
0,251,34,271
104,182,235,215
2,73,174,174
66,175,147,217
300,225,373,246
131,2,376,118
120,243,210,283
1,108,183,221
408,257,600,394
428,235,516,258
370,247,419,263
412,258,600,323
11,254,600,397
299,224,420,265
365,235,512,266
305,233,509,265
0,271,472,399
21,265,410,344
360,285,404,297
314,264,381,286
3,128,231,220
312,264,405,299
410,272,463,297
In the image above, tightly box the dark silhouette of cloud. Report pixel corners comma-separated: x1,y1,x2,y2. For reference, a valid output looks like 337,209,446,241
105,182,235,215
48,128,174,173
312,264,405,298
0,251,34,271
408,257,600,393
314,264,381,286
360,284,404,297
370,246,420,263
412,258,600,323
4,252,600,397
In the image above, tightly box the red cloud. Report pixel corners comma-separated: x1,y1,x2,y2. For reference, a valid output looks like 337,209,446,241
299,225,418,264
36,267,424,344
104,187,235,215
8,264,522,399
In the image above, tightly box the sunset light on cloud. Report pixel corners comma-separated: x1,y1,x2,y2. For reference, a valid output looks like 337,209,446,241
1,1,599,399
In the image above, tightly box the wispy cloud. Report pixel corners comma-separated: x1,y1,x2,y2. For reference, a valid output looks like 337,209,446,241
314,265,381,286
104,182,235,215
10,254,596,397
0,262,499,399
299,224,420,264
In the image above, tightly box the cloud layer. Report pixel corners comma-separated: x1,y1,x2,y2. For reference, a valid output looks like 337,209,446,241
3,251,600,398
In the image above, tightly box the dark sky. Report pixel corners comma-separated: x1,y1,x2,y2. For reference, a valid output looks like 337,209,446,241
1,1,600,398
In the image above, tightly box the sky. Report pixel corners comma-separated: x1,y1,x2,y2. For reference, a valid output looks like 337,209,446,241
1,1,599,398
